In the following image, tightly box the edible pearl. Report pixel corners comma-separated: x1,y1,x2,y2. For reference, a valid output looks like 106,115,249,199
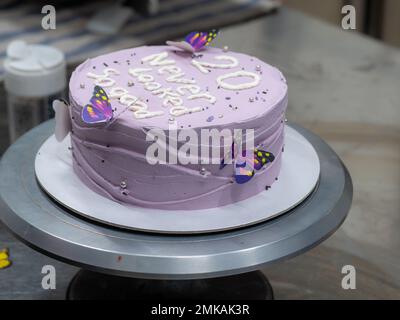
223,46,229,52
200,167,207,175
249,97,254,103
218,114,223,118
284,118,288,123
120,181,127,189
127,81,134,87
80,83,85,89
256,65,261,71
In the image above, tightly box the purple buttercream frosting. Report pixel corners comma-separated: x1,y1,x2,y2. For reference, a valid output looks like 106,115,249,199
69,45,288,210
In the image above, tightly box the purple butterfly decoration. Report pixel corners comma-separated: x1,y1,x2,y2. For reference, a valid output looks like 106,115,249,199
221,142,275,184
166,29,219,53
81,86,113,124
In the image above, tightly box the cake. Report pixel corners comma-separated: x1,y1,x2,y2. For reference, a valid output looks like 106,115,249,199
68,43,288,210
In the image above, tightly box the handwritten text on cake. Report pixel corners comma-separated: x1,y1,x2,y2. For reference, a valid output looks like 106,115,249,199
86,51,261,120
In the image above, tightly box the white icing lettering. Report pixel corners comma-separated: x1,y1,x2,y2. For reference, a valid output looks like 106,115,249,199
87,68,120,79
129,100,148,112
109,87,128,99
92,77,115,87
153,87,180,99
87,68,120,87
144,82,162,91
128,68,152,77
177,85,201,95
217,71,260,90
188,92,216,104
169,106,202,117
191,55,239,74
85,67,164,120
142,52,175,66
138,74,154,83
166,72,195,84
119,94,138,106
163,96,183,107
158,65,181,75
134,109,164,119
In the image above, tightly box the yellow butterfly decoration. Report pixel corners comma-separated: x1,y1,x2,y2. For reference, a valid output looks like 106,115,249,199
0,248,11,269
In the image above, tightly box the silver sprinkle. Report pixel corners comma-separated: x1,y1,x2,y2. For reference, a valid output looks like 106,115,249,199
168,117,175,123
200,167,207,175
284,118,288,123
80,83,85,89
256,65,261,71
223,46,229,52
218,114,223,118
127,81,134,87
120,180,127,189
249,97,254,103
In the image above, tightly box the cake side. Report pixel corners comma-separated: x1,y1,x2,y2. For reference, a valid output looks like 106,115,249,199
69,45,287,210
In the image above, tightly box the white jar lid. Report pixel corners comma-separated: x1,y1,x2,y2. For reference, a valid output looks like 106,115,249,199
4,40,66,97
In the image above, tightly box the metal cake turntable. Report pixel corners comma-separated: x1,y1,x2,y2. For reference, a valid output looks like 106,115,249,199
0,120,352,299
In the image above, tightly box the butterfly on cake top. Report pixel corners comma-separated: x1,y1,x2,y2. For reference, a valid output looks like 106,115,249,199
166,29,219,53
220,140,275,184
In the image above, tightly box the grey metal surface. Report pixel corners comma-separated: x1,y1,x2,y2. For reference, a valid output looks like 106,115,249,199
0,119,352,280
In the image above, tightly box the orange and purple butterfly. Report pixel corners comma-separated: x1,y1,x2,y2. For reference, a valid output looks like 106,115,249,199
221,144,275,184
166,29,219,53
81,86,113,124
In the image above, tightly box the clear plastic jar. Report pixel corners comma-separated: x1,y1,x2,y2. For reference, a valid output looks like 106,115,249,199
4,40,66,142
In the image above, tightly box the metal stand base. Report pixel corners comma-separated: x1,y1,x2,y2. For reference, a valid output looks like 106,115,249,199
66,270,274,300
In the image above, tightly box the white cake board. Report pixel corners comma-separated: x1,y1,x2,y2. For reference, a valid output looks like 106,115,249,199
35,126,320,234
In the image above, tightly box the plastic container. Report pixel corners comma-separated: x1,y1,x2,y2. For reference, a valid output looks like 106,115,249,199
4,40,66,142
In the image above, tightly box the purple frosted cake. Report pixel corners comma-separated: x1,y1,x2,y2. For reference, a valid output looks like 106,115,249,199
69,45,287,210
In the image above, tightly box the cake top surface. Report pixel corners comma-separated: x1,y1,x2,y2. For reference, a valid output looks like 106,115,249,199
70,45,287,130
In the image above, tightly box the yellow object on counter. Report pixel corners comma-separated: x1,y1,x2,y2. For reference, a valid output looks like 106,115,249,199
0,248,11,269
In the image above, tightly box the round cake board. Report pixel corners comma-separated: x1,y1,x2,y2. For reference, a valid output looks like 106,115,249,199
35,126,320,234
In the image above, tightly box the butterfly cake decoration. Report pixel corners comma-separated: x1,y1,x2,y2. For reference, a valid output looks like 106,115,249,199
220,141,275,184
81,85,113,124
52,86,114,142
166,29,219,53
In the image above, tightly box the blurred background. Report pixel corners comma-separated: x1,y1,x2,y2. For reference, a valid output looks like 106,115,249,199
0,0,399,299
285,0,400,47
